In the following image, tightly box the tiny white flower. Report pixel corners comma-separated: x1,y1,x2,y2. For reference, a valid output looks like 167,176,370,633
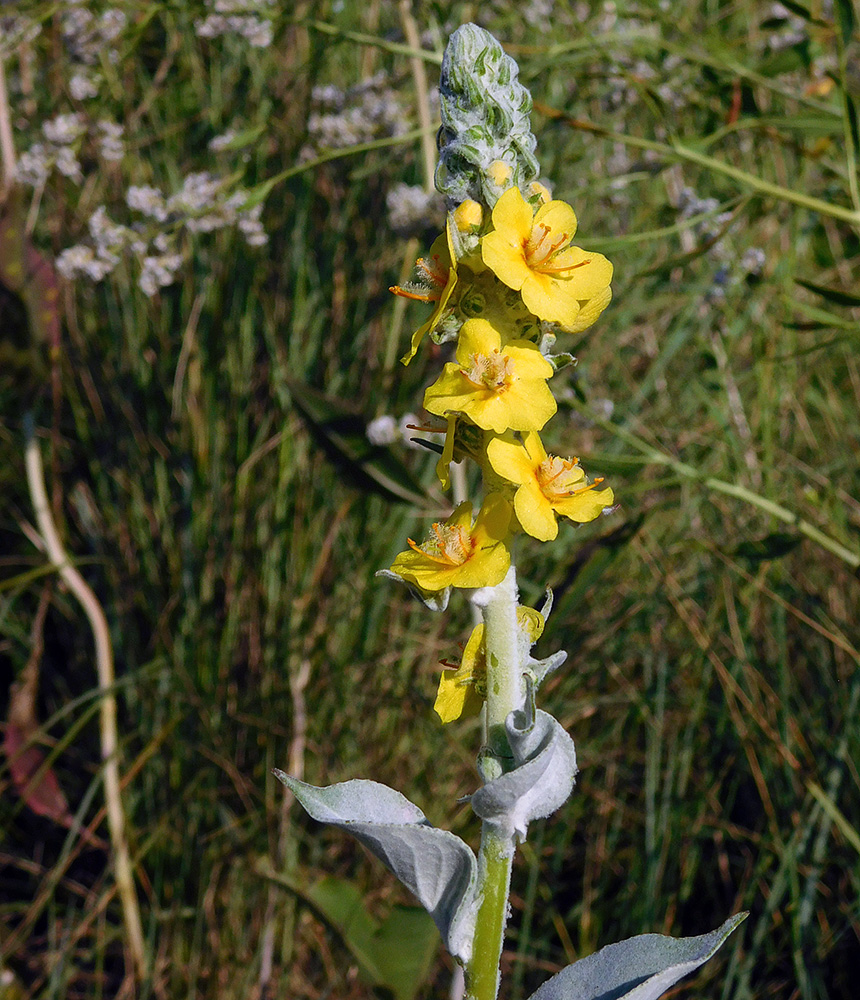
95,120,125,160
43,112,86,145
367,415,398,446
241,17,272,47
55,146,83,183
16,143,52,186
208,129,238,152
69,73,100,100
127,185,169,221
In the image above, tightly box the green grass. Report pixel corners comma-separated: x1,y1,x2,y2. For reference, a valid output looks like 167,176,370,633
1,1,859,998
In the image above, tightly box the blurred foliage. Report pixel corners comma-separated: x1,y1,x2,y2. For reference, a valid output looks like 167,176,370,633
1,1,859,999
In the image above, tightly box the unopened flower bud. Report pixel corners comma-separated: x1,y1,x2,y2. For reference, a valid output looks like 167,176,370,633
452,198,483,232
487,160,512,187
526,181,552,205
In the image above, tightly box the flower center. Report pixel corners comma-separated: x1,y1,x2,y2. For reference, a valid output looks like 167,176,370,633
524,223,591,277
408,522,473,566
537,455,602,501
463,350,514,391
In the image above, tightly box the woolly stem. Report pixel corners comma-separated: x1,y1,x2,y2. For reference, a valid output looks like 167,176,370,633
466,564,521,1000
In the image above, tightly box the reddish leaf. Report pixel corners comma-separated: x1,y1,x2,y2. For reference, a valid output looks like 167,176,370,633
0,193,61,347
4,720,74,825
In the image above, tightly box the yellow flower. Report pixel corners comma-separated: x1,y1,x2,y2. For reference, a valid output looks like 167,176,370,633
487,431,613,541
389,494,512,591
423,318,556,434
434,624,486,723
434,605,546,723
480,186,613,330
391,224,459,365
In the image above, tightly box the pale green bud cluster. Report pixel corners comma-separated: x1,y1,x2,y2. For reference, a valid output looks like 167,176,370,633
435,23,540,208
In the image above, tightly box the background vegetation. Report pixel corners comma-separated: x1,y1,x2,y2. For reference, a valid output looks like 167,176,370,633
1,1,859,998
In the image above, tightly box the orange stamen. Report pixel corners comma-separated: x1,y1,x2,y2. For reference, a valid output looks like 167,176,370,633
389,285,442,302
537,258,591,277
406,536,457,564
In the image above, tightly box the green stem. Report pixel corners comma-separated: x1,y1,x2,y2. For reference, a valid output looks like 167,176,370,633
466,565,521,1000
467,830,513,1000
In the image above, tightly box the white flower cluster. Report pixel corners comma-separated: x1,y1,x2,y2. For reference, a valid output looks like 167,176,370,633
57,207,144,282
386,183,444,237
16,114,125,186
70,73,100,100
59,2,127,100
61,2,126,63
158,173,267,243
302,73,408,159
17,113,84,185
57,172,268,297
97,120,125,161
195,0,274,48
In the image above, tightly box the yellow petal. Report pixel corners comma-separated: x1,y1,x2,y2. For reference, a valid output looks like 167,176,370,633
423,363,479,419
564,285,613,334
400,266,459,365
486,435,536,486
514,480,558,541
434,667,484,723
435,415,458,489
491,185,533,241
455,317,502,366
533,199,578,240
520,273,580,326
554,485,614,524
434,624,486,723
551,247,613,299
502,340,555,379
521,430,548,466
472,492,513,544
480,230,532,292
493,379,556,433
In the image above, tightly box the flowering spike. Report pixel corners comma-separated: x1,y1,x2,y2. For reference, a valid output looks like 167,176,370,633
435,24,540,208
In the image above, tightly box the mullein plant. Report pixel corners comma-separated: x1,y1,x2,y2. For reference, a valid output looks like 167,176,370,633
277,24,746,1000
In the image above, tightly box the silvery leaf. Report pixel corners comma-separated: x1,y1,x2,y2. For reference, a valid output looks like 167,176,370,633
526,913,748,1000
470,706,577,845
539,588,554,621
275,773,478,962
528,650,567,686
375,569,451,612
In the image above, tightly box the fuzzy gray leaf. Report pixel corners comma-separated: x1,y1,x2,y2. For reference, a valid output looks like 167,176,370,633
276,774,478,962
526,913,747,1000
470,707,577,845
375,570,451,612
